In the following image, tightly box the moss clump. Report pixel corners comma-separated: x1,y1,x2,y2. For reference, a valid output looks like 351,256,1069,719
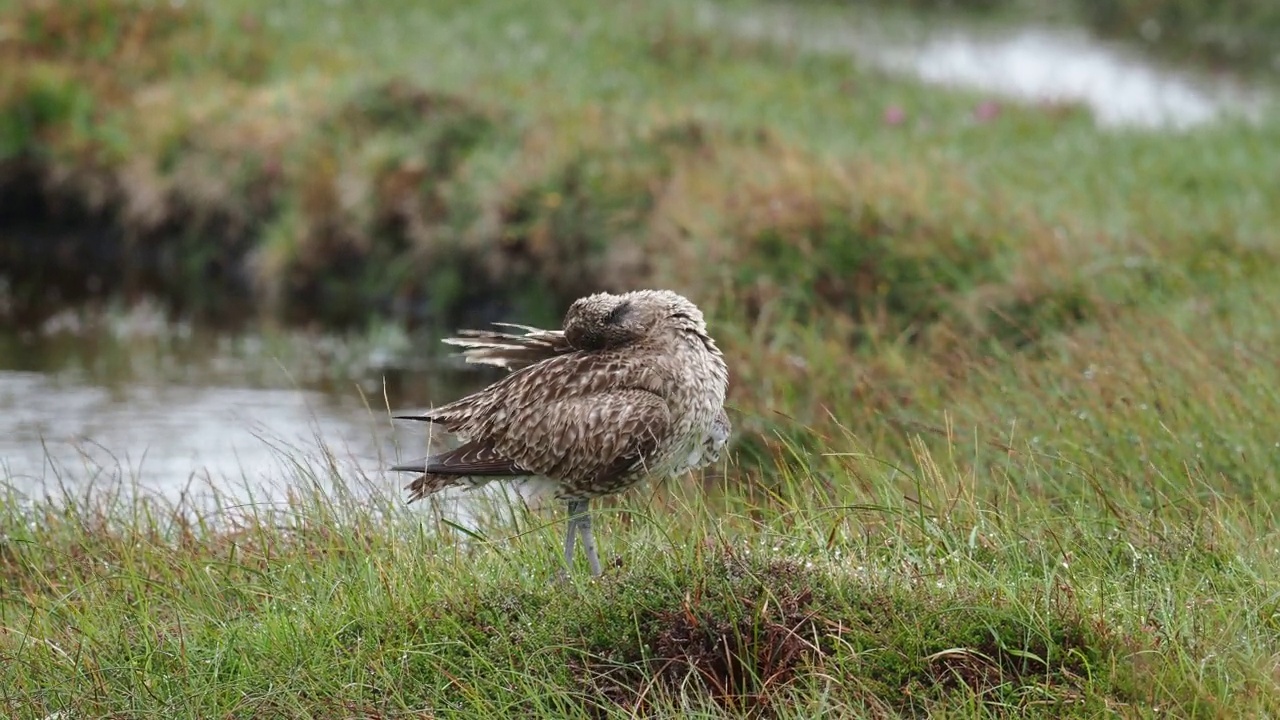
0,63,97,159
485,120,721,310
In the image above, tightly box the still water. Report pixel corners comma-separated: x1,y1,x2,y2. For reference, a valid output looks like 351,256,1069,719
0,303,495,512
707,2,1270,129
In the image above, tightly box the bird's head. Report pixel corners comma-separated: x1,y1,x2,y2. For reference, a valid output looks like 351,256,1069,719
563,289,710,350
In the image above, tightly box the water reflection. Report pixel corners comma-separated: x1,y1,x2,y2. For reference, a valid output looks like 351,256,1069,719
705,3,1268,129
0,309,496,514
2,370,387,501
877,26,1265,129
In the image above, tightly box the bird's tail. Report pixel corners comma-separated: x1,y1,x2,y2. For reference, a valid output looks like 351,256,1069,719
392,456,501,502
441,323,573,371
403,473,467,503
389,457,459,502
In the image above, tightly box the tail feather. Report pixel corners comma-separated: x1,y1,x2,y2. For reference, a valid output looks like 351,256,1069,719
404,473,467,503
389,457,431,473
442,325,573,371
392,413,443,423
394,456,470,502
398,323,575,505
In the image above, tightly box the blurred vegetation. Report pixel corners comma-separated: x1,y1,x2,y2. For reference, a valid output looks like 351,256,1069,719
3,0,1275,331
1077,0,1280,69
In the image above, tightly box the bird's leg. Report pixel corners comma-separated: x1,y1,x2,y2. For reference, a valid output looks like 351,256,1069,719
574,500,603,577
560,499,603,577
562,501,582,573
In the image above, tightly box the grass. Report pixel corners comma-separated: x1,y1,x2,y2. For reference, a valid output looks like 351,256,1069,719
3,0,1278,329
3,0,1280,715
4,428,1278,718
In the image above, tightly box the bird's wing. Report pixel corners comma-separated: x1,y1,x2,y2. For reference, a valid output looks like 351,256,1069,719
441,324,572,371
388,439,532,476
394,349,640,434
392,387,670,486
453,388,671,486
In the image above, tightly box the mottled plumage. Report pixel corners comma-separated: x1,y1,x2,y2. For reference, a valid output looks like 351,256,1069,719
440,322,732,473
391,289,730,576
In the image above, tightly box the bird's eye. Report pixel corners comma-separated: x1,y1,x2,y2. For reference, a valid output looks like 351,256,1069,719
605,301,633,325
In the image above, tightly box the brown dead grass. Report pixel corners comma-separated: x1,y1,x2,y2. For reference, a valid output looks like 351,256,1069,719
3,0,268,83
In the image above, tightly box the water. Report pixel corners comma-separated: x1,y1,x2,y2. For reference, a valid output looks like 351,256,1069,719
877,25,1266,129
704,3,1270,130
0,303,497,513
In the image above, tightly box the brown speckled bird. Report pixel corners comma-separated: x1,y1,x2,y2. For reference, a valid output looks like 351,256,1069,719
390,289,731,576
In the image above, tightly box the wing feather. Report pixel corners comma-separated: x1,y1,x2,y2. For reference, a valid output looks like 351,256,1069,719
394,387,671,493
395,349,651,436
389,440,531,476
441,325,572,371
490,389,671,487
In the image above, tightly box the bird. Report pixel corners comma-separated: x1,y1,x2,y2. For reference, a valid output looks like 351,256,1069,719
389,289,731,577
438,322,732,474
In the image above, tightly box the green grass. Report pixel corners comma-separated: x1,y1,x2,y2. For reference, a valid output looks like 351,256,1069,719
4,429,1278,718
3,0,1280,715
5,380,1280,718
